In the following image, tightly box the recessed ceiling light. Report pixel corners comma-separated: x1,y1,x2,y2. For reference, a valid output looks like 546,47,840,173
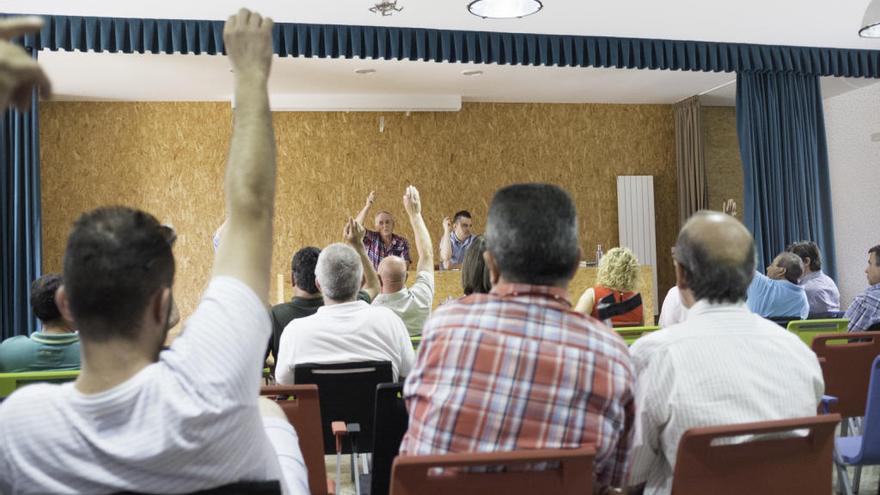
354,68,377,75
468,0,543,19
461,69,484,76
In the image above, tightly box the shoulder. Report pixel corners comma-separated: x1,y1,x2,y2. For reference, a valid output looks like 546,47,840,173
0,383,64,424
414,270,434,287
363,230,379,240
0,335,32,349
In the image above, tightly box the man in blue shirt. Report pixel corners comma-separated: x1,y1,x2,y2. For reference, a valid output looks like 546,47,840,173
439,210,476,269
747,252,809,320
846,245,880,332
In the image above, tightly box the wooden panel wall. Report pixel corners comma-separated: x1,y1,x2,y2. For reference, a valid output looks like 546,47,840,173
40,101,677,332
703,106,744,217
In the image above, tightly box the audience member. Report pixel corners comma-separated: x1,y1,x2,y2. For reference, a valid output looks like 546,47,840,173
0,16,51,111
372,186,434,336
0,11,309,494
400,184,635,493
461,235,491,295
575,247,644,326
354,190,411,269
275,242,414,383
746,251,810,320
658,287,687,328
787,241,841,316
439,210,476,269
0,274,79,372
845,244,880,332
628,211,824,495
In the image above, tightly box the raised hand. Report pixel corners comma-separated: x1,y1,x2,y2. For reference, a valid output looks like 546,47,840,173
403,185,421,216
223,9,274,81
366,191,376,207
343,217,366,247
443,216,452,232
0,16,52,111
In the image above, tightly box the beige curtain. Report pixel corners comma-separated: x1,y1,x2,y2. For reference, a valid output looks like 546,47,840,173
674,96,707,227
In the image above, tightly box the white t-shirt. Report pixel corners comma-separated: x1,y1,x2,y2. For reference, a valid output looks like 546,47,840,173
372,270,434,336
275,300,415,384
658,286,688,328
0,277,308,495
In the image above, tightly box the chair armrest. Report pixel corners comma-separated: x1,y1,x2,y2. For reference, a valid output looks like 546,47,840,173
820,395,839,414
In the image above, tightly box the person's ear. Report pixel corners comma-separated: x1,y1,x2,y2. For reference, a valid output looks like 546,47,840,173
315,279,323,292
377,273,384,287
153,287,172,327
55,285,75,324
291,272,297,289
483,250,501,286
674,260,690,291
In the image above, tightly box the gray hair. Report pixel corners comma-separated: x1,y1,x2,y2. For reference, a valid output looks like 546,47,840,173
775,252,804,284
315,243,363,302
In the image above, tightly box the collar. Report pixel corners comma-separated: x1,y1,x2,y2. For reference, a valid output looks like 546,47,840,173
489,283,572,308
686,299,749,318
800,270,823,283
378,287,410,302
316,299,368,314
30,331,79,345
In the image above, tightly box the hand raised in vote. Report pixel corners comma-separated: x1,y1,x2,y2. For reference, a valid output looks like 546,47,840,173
403,185,421,216
343,217,366,246
0,16,52,112
365,190,376,207
223,8,274,81
442,216,452,232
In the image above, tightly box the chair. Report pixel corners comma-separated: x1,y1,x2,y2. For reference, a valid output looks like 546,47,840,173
811,333,880,419
389,447,595,495
410,336,422,350
670,414,840,495
787,318,848,346
260,384,333,495
0,370,80,399
767,316,801,328
613,325,659,345
116,481,281,495
367,383,410,495
829,355,880,495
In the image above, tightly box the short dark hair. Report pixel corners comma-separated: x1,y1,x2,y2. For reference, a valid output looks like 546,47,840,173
453,210,472,224
774,252,804,284
870,245,880,265
485,184,579,286
461,236,491,295
63,207,175,342
30,273,63,323
674,222,755,304
787,241,821,271
292,247,320,294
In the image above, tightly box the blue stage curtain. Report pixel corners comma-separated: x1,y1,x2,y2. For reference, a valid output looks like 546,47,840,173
736,71,836,280
5,13,880,77
0,47,42,340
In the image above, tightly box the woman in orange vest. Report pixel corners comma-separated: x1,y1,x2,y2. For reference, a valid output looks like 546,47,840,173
575,247,644,327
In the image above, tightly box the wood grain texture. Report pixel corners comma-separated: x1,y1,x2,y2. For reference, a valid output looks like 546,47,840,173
40,101,677,333
703,106,744,217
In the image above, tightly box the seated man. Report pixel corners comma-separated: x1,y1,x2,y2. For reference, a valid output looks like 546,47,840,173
628,211,824,495
400,184,636,493
846,244,880,332
746,251,809,320
439,210,476,269
0,11,308,494
371,185,434,336
0,274,80,372
787,240,841,316
275,242,415,383
355,190,411,269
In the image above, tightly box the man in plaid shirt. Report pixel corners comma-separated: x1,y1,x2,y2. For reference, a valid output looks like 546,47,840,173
399,183,636,492
846,244,880,331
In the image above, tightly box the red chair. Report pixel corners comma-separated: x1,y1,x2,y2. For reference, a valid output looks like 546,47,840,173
670,414,840,495
389,447,595,495
811,332,880,419
260,385,333,495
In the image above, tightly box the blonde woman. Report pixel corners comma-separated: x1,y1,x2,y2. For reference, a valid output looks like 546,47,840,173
575,247,644,326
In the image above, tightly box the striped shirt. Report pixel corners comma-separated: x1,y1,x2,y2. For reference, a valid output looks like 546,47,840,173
0,277,307,495
399,283,636,488
800,270,841,315
846,283,880,331
628,301,825,495
448,232,476,265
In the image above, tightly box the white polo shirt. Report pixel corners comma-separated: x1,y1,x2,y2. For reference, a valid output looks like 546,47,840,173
372,270,434,336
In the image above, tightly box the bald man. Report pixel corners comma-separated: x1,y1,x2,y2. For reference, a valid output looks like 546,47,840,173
746,251,810,320
627,211,823,495
372,186,434,336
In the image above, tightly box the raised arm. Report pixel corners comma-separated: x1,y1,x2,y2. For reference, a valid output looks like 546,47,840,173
345,217,380,301
212,9,276,304
354,191,375,227
439,217,452,270
403,186,433,274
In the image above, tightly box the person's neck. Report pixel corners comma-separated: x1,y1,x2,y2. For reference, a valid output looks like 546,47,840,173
294,287,321,299
76,339,156,395
454,231,468,242
40,321,73,335
380,232,393,245
323,296,357,306
381,282,405,294
496,275,570,290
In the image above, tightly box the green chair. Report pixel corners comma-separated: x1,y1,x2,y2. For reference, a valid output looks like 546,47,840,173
410,336,422,350
787,319,849,346
614,326,660,345
0,370,80,399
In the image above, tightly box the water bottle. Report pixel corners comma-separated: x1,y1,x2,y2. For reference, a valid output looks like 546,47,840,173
596,244,604,264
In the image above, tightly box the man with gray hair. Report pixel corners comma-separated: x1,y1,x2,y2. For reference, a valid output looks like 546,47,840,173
274,241,414,384
746,251,810,320
627,211,823,494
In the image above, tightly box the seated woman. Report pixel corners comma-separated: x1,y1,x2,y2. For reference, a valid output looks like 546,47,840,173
575,247,644,327
461,235,491,296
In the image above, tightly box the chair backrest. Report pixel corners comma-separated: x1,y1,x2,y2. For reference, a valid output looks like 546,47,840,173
410,336,422,350
389,447,595,495
671,414,839,495
853,355,880,463
294,361,393,454
811,332,880,417
787,318,848,346
767,316,801,328
116,480,282,495
260,384,329,495
0,370,80,399
614,326,660,345
370,383,410,495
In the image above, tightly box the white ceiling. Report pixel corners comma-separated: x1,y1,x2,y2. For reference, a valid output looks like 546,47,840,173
9,0,880,105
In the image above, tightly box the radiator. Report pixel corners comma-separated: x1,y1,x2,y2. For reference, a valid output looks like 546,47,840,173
617,176,659,314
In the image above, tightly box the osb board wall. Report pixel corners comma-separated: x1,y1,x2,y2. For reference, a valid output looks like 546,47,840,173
40,101,677,332
703,106,744,217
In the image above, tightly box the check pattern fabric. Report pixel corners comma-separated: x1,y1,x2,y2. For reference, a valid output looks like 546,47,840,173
400,283,636,487
846,283,880,331
362,230,411,269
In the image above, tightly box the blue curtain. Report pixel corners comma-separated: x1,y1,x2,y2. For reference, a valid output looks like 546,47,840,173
736,71,836,280
6,13,880,77
0,47,42,340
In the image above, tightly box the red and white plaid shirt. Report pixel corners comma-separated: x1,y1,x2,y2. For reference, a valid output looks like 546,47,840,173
399,283,636,487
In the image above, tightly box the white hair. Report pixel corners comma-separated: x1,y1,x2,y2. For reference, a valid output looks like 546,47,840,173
315,243,363,302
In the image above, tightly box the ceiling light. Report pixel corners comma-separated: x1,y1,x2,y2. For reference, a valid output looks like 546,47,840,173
354,68,377,75
370,0,403,16
461,69,484,76
468,0,542,19
861,0,880,37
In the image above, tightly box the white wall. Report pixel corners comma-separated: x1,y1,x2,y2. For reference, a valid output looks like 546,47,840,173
824,81,880,307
